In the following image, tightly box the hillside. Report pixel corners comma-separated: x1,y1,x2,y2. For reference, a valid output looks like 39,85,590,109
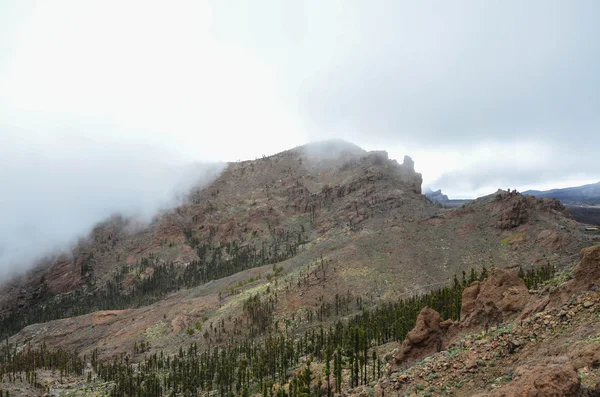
358,245,600,397
523,182,600,226
523,181,600,205
0,141,597,396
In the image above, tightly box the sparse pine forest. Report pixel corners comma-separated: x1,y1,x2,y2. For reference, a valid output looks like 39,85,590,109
0,227,306,340
0,264,555,396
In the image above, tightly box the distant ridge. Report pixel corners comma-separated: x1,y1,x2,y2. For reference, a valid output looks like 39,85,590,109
523,181,600,205
423,188,471,207
523,181,600,225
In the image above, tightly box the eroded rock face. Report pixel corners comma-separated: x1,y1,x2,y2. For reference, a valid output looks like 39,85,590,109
402,155,415,171
568,343,600,371
395,307,445,365
573,245,600,290
424,188,450,204
390,154,422,194
460,268,529,329
494,193,530,229
550,245,600,307
485,363,580,397
537,229,564,251
489,191,569,230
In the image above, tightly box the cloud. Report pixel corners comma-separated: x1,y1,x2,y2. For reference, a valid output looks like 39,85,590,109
301,1,600,143
0,128,225,280
290,1,600,196
0,1,308,163
428,142,600,198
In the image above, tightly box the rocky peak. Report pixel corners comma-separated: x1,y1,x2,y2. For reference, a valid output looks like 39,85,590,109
402,155,415,171
424,188,450,203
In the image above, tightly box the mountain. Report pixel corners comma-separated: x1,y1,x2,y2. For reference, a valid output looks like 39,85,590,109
0,140,598,396
523,181,600,204
523,181,600,225
424,188,471,207
423,188,450,203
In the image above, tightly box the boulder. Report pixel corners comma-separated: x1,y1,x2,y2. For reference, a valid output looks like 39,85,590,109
573,245,600,290
517,295,550,322
549,245,600,307
460,268,529,329
568,342,600,370
395,307,445,365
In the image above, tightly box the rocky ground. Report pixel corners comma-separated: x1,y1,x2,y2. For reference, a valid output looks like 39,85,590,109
350,245,600,397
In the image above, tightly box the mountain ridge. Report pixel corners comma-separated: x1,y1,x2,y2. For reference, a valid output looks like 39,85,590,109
0,140,597,396
523,181,600,205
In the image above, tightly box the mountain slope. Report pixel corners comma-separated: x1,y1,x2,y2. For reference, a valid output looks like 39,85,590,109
0,141,596,396
363,245,600,397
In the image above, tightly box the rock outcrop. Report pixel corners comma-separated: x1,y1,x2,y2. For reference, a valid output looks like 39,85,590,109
393,154,422,194
459,268,530,330
549,244,600,308
424,188,450,204
395,269,530,367
395,307,452,365
367,245,600,397
402,155,415,171
489,190,569,230
536,229,565,251
573,244,600,290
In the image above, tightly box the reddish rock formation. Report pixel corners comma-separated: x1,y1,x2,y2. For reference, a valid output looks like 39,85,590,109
550,245,600,308
568,343,600,371
517,295,550,322
489,191,568,230
573,245,600,290
460,268,529,330
492,192,531,229
395,307,446,365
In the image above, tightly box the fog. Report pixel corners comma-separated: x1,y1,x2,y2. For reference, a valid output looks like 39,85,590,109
1,1,599,277
0,129,225,279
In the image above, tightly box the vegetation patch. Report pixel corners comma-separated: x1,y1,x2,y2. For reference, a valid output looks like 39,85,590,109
500,232,525,245
144,321,167,341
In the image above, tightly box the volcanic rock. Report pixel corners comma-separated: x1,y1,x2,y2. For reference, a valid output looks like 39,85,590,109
460,268,529,330
550,245,600,307
395,307,445,365
489,190,568,230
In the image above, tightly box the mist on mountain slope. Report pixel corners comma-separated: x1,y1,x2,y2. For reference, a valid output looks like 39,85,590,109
0,132,225,281
1,1,600,280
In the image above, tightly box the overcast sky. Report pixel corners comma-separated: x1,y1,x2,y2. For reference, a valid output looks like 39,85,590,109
1,1,599,276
